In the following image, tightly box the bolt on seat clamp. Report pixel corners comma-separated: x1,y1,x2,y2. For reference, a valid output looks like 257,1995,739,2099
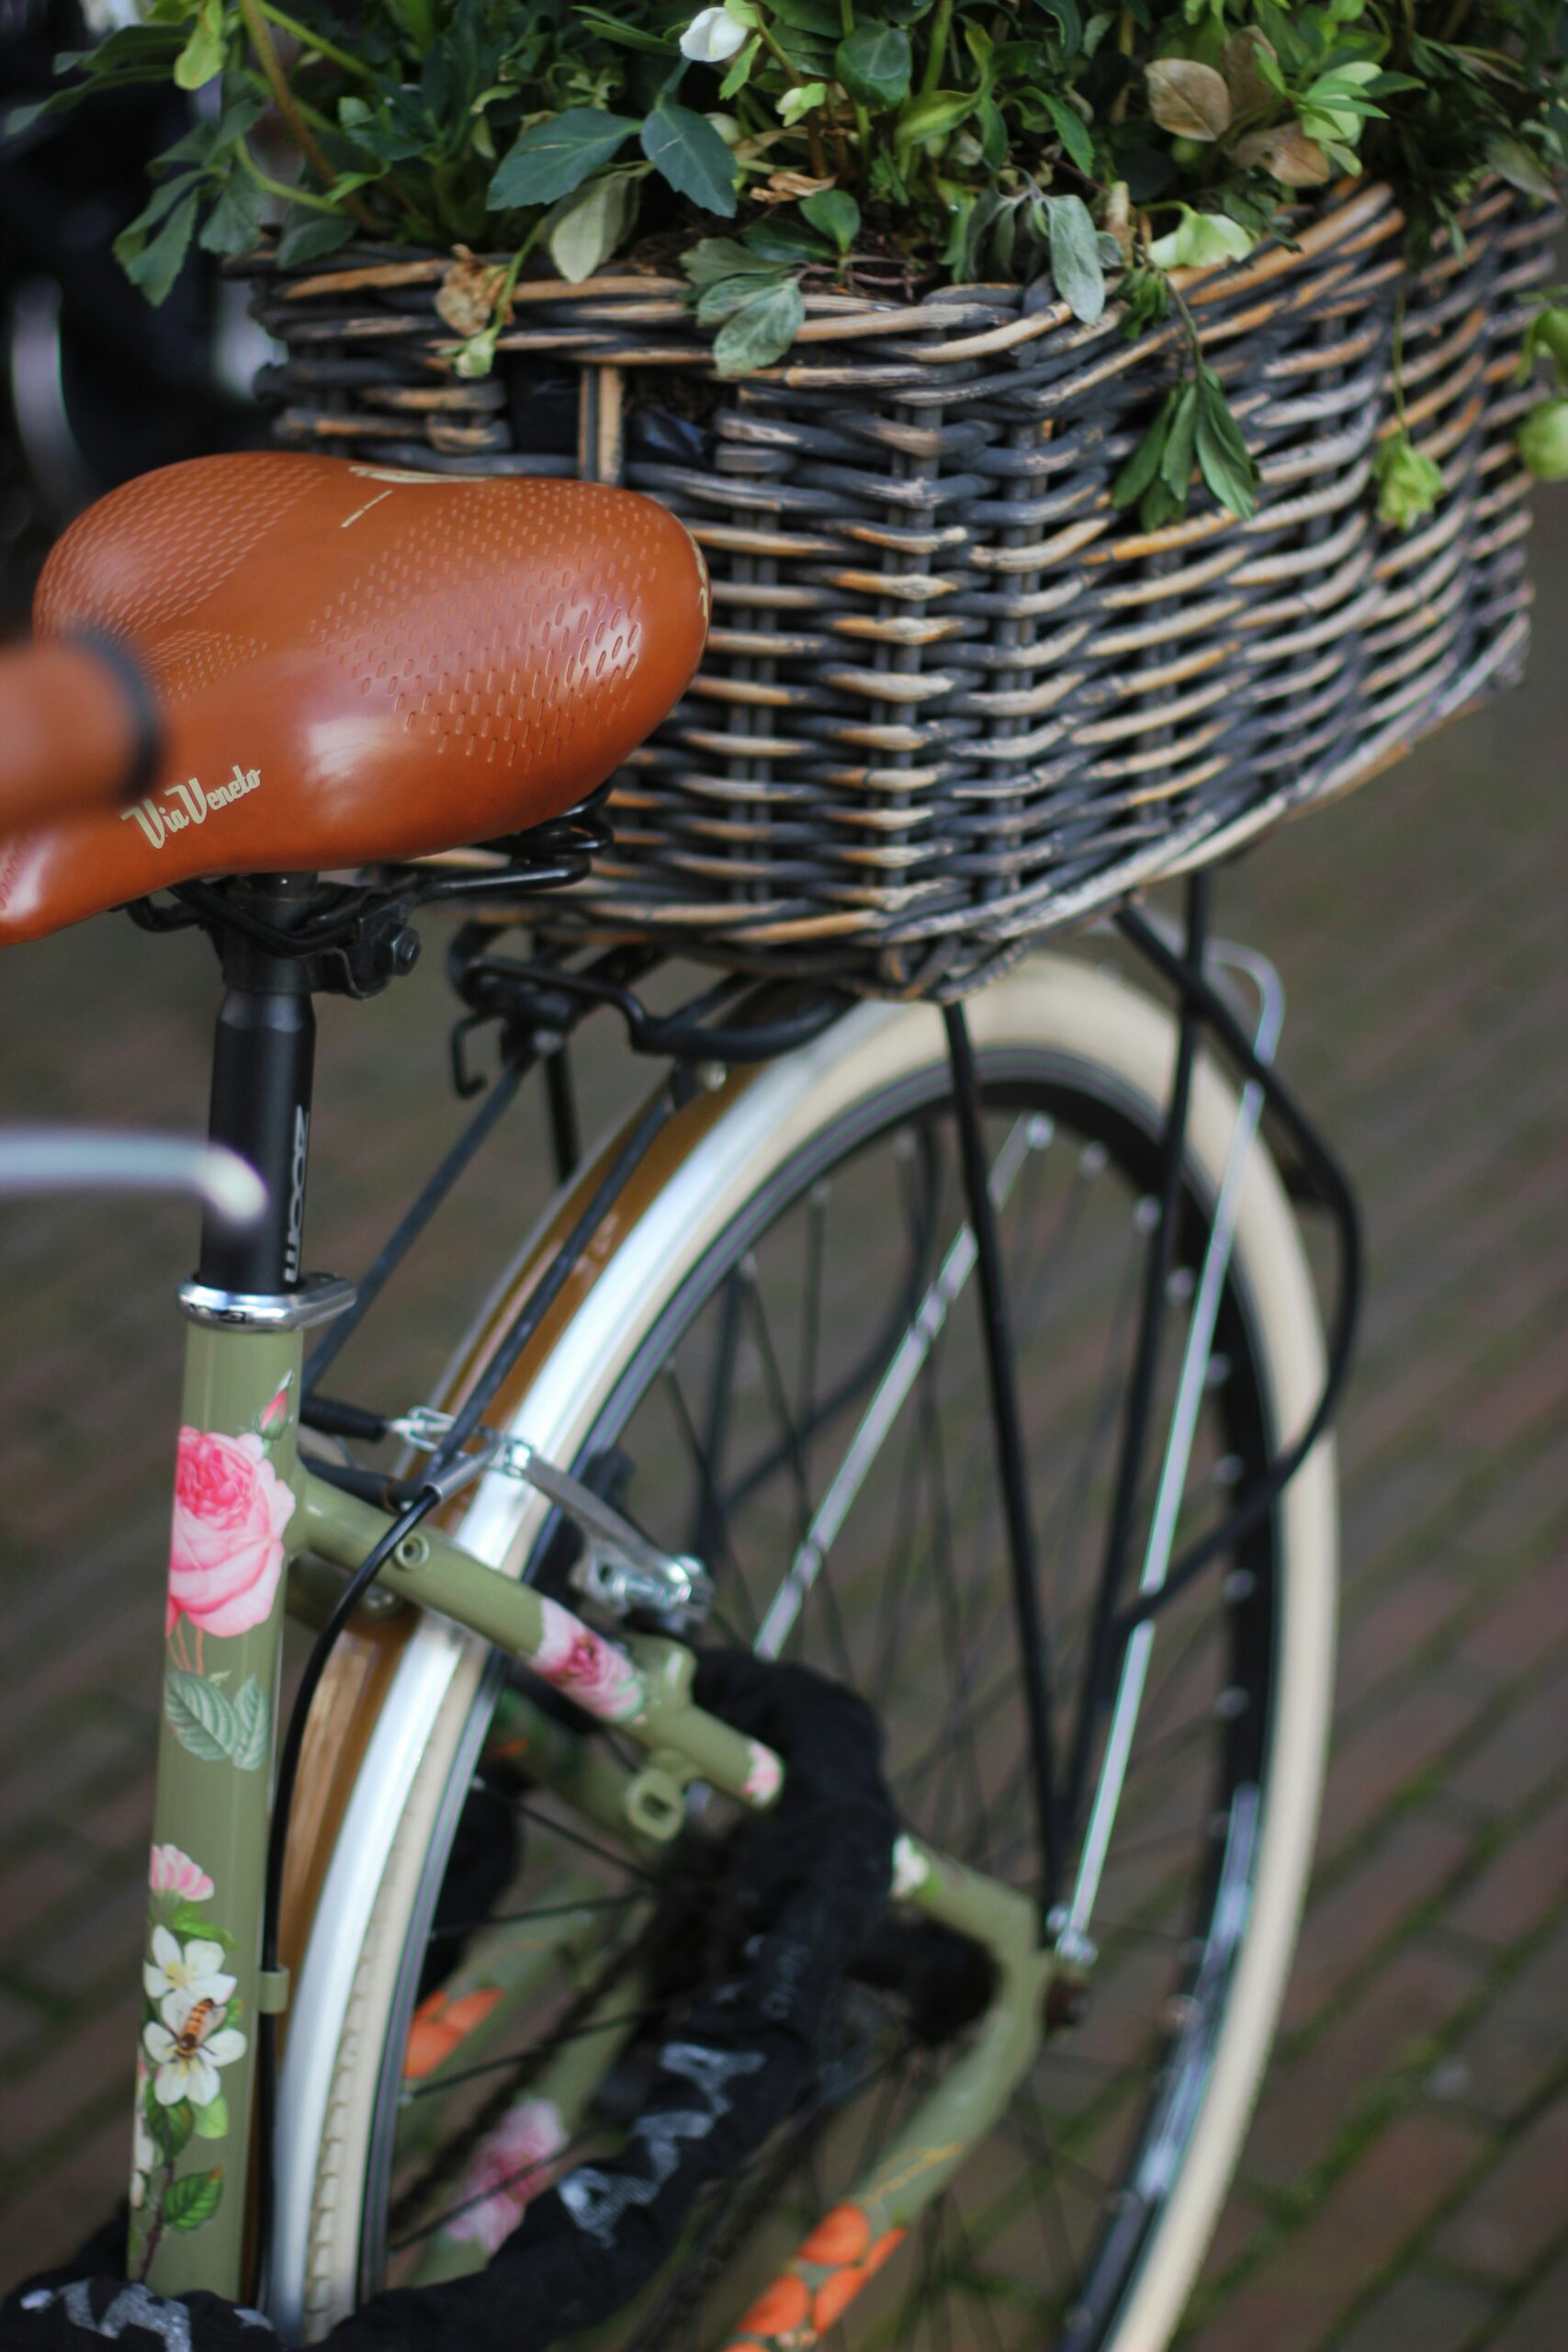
177,1272,358,1331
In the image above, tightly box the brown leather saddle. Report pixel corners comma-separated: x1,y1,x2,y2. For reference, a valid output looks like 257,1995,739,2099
0,452,709,944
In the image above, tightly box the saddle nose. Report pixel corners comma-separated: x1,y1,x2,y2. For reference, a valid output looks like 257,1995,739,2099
0,453,710,944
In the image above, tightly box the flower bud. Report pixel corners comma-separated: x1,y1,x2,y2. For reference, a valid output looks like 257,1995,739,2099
680,6,748,62
1520,305,1568,386
1372,431,1444,529
1517,396,1568,481
453,325,500,380
1147,205,1253,271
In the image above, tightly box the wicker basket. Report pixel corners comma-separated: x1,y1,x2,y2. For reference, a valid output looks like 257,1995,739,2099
246,180,1555,996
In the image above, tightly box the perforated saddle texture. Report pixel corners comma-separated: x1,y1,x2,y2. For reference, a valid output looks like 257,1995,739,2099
0,453,710,944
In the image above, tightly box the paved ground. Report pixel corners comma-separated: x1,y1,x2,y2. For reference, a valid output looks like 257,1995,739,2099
0,525,1565,2345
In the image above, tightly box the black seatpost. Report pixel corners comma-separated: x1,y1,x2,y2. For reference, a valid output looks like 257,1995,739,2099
194,879,319,1297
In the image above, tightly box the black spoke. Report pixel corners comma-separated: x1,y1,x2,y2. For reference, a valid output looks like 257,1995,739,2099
425,1892,645,1946
373,1040,1295,2352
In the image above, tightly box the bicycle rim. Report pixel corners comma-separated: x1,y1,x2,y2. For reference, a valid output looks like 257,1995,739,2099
276,960,1336,2352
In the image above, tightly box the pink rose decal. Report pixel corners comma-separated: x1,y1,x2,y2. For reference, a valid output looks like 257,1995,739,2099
148,1843,213,1902
167,1427,295,1640
446,2098,566,2253
531,1596,644,1723
743,1739,783,1807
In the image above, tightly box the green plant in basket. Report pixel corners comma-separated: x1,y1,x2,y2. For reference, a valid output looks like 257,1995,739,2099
16,0,1566,527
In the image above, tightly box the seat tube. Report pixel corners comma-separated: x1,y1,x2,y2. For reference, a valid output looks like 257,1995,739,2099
131,899,344,2302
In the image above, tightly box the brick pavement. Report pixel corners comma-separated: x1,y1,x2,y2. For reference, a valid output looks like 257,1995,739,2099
1,522,1566,2345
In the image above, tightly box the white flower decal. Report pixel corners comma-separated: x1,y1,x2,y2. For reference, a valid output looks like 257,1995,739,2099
142,1988,247,2109
142,1925,235,2010
680,5,748,61
130,2061,155,2209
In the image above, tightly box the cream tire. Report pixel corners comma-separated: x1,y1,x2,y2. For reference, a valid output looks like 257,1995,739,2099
270,953,1337,2350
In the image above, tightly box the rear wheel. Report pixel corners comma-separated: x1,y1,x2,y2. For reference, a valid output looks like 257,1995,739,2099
275,956,1337,2352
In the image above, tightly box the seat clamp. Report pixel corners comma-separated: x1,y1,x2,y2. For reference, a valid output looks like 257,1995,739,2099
178,1272,357,1332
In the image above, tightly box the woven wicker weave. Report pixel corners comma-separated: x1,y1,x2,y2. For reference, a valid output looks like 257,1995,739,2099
246,180,1556,995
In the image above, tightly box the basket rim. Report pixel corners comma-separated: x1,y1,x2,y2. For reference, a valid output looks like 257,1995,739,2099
237,175,1445,369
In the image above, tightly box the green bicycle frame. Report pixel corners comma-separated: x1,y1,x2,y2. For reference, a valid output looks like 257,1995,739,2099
131,921,1056,2314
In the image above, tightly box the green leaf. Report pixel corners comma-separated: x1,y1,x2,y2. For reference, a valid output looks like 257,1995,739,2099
802,188,860,254
275,210,356,267
1139,474,1183,531
897,88,975,145
744,215,830,260
1160,380,1199,492
548,173,637,283
230,1676,271,1773
1486,132,1556,201
836,23,912,107
1043,89,1094,175
683,235,774,285
1195,405,1258,517
1111,390,1177,511
173,0,226,92
145,2098,196,2162
696,270,785,323
193,2095,230,2142
118,190,200,307
1046,193,1105,324
572,8,677,52
712,274,807,375
1147,204,1253,270
1145,57,1232,141
641,97,737,216
719,37,759,99
198,174,265,258
164,2166,224,2233
487,109,637,209
777,81,828,126
768,0,840,31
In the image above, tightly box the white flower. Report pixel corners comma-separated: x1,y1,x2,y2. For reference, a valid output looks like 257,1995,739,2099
142,1988,247,2109
892,1834,930,1898
680,6,748,62
142,1926,235,2010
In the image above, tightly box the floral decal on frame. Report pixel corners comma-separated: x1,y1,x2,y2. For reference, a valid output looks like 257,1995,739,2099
130,1845,246,2276
161,1374,294,1772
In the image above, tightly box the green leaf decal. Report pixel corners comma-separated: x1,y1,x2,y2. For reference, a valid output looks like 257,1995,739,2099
193,2095,230,2142
641,99,738,216
164,1669,233,1765
487,110,637,210
164,2166,224,2233
231,1676,271,1773
146,2097,196,2161
164,1669,267,1772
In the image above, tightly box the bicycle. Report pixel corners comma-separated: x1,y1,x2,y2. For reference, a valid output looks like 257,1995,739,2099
0,447,1356,2352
